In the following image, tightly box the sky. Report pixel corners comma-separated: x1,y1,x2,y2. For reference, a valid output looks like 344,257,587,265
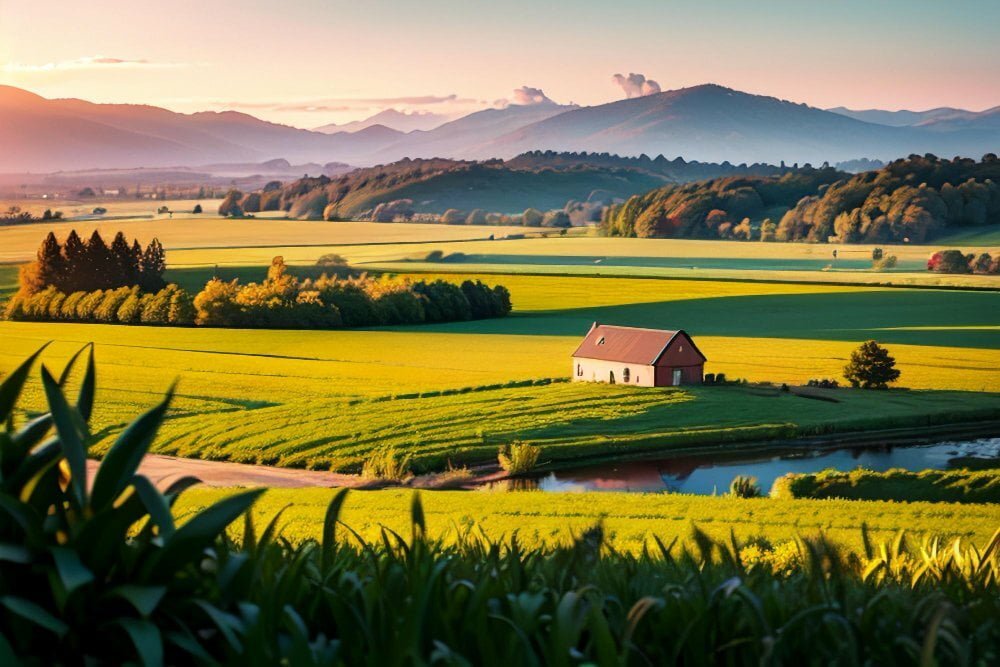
1,0,997,128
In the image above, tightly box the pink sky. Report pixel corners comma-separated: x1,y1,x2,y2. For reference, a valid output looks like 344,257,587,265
1,0,996,128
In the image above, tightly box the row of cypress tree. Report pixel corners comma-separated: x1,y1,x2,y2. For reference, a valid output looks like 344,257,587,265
18,230,166,296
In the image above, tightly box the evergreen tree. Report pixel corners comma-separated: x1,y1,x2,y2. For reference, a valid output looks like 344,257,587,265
84,230,112,290
139,238,167,292
109,232,134,286
24,232,65,294
61,230,87,293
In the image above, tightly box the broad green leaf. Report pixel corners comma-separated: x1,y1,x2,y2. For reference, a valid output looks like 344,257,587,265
108,585,167,618
148,489,263,579
0,543,30,564
322,488,349,568
1,596,68,637
117,617,164,667
91,387,173,510
51,547,95,595
132,475,176,538
0,343,49,423
39,366,87,507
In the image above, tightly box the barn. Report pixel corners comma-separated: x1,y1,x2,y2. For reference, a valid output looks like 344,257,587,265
571,323,706,386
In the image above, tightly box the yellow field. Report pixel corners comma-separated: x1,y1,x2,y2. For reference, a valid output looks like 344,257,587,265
175,487,1000,556
0,217,530,263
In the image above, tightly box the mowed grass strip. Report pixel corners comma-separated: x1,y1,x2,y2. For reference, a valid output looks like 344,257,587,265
101,382,1000,472
175,486,1000,557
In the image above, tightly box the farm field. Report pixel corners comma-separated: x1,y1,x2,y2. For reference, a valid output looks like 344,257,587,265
175,486,1000,556
4,216,999,287
2,268,998,471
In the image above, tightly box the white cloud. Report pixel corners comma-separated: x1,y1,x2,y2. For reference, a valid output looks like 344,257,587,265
3,56,185,73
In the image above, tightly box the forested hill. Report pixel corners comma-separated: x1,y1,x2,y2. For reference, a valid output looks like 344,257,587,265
233,152,805,220
601,154,1000,243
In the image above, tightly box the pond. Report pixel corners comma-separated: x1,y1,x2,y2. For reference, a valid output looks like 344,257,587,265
507,437,1000,495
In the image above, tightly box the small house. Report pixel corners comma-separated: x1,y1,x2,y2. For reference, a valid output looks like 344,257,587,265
571,323,706,386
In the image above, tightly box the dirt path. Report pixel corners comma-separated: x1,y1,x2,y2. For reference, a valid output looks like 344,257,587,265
86,454,360,489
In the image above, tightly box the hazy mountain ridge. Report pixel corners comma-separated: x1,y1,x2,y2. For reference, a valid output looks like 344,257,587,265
1,83,996,173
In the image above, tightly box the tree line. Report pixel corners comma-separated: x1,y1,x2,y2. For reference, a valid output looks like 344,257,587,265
192,257,511,328
5,242,513,329
18,230,166,296
927,250,1000,274
601,154,1000,243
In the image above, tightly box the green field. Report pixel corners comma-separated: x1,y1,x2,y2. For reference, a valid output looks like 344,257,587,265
3,269,999,471
2,217,999,473
176,486,1000,557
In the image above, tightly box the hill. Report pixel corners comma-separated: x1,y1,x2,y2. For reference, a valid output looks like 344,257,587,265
314,108,452,134
602,153,1000,243
482,84,998,164
0,85,358,171
235,152,809,220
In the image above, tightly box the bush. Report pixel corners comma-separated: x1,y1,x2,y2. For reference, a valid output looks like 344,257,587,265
497,442,541,475
807,378,840,389
729,475,763,498
361,448,413,481
771,467,1000,503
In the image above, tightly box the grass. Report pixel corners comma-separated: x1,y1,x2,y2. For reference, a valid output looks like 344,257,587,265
176,486,1000,557
2,267,998,472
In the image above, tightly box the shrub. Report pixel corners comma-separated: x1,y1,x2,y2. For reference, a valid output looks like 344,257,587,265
729,475,763,498
361,448,413,481
497,441,541,475
771,467,1000,503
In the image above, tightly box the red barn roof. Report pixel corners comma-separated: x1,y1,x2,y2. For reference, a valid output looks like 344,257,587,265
571,323,706,365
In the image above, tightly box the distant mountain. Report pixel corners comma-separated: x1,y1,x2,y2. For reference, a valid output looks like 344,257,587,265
0,85,357,172
370,102,577,163
314,109,452,134
2,84,997,173
481,85,998,164
826,106,970,127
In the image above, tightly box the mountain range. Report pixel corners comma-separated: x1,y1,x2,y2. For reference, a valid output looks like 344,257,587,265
313,109,453,134
1,83,996,173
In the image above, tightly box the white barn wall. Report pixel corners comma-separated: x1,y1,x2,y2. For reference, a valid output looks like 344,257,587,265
572,357,656,387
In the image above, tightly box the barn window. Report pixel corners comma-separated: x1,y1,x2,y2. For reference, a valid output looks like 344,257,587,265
609,371,615,384
576,363,583,377
597,337,606,345
623,367,630,383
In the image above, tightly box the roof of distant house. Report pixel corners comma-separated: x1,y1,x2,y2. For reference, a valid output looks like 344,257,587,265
572,323,706,365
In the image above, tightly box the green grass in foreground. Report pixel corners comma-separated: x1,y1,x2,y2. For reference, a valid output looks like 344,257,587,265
176,486,1000,556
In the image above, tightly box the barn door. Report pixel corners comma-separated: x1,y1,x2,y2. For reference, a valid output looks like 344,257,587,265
672,369,682,386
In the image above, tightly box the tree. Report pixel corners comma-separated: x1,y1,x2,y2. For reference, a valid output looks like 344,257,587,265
843,340,901,389
84,230,112,291
139,238,167,292
541,210,571,228
759,219,777,242
218,190,244,217
465,209,488,226
192,204,203,214
109,232,135,286
440,209,464,225
521,208,543,227
927,250,973,274
27,232,64,294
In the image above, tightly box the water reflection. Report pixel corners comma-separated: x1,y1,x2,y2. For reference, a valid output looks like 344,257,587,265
493,438,1000,495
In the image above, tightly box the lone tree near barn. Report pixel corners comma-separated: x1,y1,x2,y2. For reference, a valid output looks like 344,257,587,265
843,340,901,389
572,323,706,386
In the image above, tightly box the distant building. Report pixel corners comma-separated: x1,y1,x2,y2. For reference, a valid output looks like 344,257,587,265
571,323,706,386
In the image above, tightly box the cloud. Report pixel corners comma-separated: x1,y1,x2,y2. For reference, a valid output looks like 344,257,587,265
511,86,553,105
3,56,185,73
612,73,661,99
